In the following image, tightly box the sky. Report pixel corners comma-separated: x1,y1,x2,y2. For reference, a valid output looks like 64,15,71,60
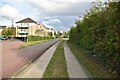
0,0,99,31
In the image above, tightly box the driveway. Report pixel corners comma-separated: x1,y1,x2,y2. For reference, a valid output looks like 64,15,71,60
1,39,59,78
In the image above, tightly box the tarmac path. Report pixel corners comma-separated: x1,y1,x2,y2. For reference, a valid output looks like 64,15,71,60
2,39,59,78
13,41,60,78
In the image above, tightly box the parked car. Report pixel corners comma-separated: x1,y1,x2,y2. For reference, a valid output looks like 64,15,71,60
0,36,8,40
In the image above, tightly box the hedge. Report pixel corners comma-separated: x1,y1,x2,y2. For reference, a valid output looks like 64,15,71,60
69,2,120,78
28,35,51,42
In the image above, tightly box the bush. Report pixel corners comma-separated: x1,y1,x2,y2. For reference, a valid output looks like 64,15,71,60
69,2,120,78
28,35,51,42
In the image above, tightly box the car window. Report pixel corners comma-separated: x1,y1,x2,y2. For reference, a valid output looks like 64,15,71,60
0,36,3,38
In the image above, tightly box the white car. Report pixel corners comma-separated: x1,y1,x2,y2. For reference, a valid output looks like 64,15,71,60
0,36,8,40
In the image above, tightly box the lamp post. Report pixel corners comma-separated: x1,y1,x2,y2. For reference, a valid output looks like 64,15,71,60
12,19,14,27
11,19,14,40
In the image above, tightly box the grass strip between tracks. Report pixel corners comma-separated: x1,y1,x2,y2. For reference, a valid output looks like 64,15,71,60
43,41,68,78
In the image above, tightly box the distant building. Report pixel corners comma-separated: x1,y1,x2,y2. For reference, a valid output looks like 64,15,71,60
15,17,51,37
0,26,6,35
37,24,49,37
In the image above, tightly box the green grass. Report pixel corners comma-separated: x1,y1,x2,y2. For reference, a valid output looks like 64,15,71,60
67,41,113,78
43,41,68,78
21,40,49,48
28,35,51,42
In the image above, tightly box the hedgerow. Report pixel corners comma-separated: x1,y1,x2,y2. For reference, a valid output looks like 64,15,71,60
69,1,120,78
28,35,51,41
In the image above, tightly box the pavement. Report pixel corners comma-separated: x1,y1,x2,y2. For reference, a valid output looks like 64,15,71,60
2,40,25,78
2,39,59,78
13,41,60,78
64,41,89,78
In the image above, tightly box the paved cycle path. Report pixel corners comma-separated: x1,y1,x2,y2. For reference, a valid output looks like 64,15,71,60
64,41,89,78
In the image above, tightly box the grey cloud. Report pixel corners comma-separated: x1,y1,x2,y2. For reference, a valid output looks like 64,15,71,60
25,1,93,31
27,1,92,16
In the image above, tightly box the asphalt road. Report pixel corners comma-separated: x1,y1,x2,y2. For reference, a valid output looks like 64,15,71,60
2,39,59,78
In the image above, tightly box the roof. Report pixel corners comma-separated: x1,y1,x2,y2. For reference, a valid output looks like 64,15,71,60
40,24,54,30
40,24,49,30
16,17,37,23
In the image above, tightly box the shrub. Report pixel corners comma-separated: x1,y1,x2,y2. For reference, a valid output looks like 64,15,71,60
69,1,120,78
28,35,51,41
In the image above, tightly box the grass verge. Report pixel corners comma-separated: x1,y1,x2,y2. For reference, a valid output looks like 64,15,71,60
67,41,113,78
21,40,49,48
43,41,68,78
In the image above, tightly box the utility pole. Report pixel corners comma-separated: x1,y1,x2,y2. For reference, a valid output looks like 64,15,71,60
11,19,14,40
12,19,14,27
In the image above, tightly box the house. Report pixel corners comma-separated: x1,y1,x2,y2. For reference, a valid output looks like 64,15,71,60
15,17,50,37
0,26,6,35
36,24,49,37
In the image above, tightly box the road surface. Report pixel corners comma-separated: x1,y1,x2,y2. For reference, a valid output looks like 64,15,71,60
13,41,60,78
2,39,59,78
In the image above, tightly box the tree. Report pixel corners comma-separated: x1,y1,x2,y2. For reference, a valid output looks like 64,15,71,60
2,27,16,37
35,29,41,36
69,1,120,78
62,31,69,38
48,32,53,38
54,31,56,37
56,31,61,38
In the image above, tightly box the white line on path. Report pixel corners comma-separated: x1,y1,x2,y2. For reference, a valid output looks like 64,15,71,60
64,41,89,78
13,41,60,78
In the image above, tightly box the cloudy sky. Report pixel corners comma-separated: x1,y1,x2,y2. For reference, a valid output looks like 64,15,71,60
0,0,97,31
